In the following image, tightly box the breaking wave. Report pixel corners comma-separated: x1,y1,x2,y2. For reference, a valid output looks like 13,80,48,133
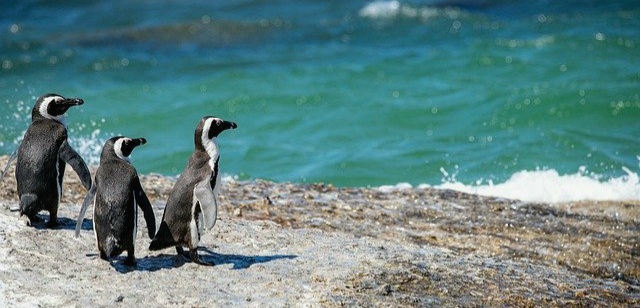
378,165,640,203
358,0,462,20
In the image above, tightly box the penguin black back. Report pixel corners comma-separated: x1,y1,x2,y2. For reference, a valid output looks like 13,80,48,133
76,136,155,266
15,93,91,227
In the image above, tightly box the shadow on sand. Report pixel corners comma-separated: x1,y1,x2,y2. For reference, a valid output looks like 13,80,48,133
109,247,297,273
31,215,93,231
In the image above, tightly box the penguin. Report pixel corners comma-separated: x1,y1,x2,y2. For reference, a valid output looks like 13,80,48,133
75,136,155,266
9,93,92,227
149,116,237,266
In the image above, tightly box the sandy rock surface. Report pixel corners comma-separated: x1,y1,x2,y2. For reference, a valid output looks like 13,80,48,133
0,156,638,306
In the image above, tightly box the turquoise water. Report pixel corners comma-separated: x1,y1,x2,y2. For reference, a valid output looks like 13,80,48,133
1,1,639,191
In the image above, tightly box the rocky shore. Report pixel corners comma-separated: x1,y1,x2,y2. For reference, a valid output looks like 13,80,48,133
0,156,638,306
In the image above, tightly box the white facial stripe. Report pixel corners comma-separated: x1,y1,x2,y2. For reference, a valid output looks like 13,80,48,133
202,117,224,138
202,118,213,138
38,96,67,126
201,118,220,171
201,118,218,140
114,138,132,161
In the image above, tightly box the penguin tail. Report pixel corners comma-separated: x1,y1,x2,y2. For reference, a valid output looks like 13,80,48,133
19,194,38,216
149,221,175,251
104,236,124,258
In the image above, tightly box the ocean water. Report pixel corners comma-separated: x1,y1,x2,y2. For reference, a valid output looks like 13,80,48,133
1,0,639,202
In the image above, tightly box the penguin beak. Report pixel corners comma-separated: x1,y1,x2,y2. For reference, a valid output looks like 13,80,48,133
49,97,84,116
224,121,237,130
207,118,237,138
132,138,147,147
62,98,84,106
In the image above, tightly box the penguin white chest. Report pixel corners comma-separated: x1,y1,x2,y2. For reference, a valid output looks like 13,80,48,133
203,138,219,172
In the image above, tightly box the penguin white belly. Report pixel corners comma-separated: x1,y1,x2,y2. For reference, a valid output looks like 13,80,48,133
197,212,204,234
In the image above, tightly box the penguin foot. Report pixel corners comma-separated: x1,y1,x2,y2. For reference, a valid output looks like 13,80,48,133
20,215,32,226
30,214,44,222
23,214,43,226
123,256,137,267
176,246,190,260
45,219,59,228
189,249,214,266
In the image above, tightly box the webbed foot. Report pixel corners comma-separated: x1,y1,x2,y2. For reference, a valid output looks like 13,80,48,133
176,246,190,260
123,256,137,267
23,214,43,226
45,219,59,228
189,249,214,266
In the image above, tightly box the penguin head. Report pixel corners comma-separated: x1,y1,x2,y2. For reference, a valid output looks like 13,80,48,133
101,136,147,162
32,93,84,124
194,116,237,149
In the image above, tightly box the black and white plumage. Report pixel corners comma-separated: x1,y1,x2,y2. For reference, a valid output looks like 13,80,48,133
149,116,237,266
6,93,92,227
75,136,155,266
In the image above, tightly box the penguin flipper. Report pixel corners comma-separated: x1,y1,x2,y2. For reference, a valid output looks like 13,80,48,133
194,180,218,231
59,140,92,190
149,221,176,251
75,185,96,238
133,177,156,239
0,147,18,182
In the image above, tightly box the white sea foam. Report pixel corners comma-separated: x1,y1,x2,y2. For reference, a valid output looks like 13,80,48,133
69,129,105,167
379,166,640,203
378,182,413,193
358,1,459,20
359,0,402,18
